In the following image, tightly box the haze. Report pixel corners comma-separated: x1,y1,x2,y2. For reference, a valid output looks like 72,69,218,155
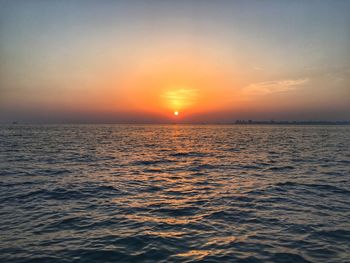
1,0,349,123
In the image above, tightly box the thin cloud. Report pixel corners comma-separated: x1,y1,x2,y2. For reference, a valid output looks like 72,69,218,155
161,88,199,109
244,78,309,96
162,89,199,101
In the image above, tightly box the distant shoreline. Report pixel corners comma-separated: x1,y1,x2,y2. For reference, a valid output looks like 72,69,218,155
233,120,350,125
2,121,350,125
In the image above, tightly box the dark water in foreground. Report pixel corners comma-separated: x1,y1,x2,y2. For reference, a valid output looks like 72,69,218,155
0,125,349,263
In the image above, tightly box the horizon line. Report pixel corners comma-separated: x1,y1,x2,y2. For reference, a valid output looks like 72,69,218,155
2,120,350,125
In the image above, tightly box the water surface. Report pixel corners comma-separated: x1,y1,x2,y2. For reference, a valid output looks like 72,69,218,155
0,125,349,262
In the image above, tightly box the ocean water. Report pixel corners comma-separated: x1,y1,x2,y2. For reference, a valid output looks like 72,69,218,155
0,124,349,263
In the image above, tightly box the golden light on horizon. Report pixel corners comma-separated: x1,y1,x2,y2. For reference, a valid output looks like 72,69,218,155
162,88,198,113
117,50,239,118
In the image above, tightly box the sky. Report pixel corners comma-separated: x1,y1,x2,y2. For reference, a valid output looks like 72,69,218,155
0,0,349,123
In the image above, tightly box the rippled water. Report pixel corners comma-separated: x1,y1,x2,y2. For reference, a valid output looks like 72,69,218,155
0,125,349,262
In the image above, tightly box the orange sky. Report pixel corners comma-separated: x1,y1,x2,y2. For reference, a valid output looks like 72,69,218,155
0,1,349,123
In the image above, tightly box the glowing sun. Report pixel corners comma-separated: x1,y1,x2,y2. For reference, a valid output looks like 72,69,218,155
174,111,179,116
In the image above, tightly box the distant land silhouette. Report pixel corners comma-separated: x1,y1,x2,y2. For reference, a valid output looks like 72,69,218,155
234,120,350,125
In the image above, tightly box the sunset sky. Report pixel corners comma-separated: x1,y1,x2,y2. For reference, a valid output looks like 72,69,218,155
1,0,349,123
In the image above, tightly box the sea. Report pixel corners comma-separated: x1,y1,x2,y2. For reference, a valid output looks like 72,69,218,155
0,124,349,263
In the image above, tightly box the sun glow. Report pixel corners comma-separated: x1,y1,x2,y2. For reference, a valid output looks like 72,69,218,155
162,88,198,113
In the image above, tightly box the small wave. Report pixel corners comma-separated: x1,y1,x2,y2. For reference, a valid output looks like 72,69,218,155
132,159,173,166
37,168,72,176
275,181,350,195
267,165,295,171
97,185,121,193
64,249,130,262
13,185,122,201
190,164,217,171
145,185,163,192
312,229,350,241
155,206,200,217
20,188,93,200
338,159,350,164
143,168,163,173
170,151,208,157
270,252,311,263
242,165,261,170
205,210,253,221
227,148,241,152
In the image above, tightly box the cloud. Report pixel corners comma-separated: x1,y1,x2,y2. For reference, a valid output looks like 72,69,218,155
244,78,309,96
162,89,198,100
161,88,199,110
252,66,263,71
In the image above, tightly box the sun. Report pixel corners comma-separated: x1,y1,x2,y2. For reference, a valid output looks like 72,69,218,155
174,111,179,116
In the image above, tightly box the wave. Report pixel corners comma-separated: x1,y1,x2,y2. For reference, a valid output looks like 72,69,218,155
1,124,350,263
